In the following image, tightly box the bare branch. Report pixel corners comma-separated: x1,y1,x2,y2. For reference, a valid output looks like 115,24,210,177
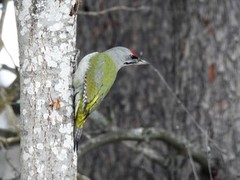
78,6,150,16
187,146,200,180
77,173,91,180
78,127,209,171
0,0,9,51
0,136,20,149
88,112,169,169
0,128,18,138
123,141,167,168
0,64,17,74
88,111,211,171
0,86,20,115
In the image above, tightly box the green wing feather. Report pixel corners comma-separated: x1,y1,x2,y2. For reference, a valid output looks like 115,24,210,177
74,52,117,150
76,52,118,126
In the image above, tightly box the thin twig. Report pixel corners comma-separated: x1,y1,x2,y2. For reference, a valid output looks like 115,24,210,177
78,6,150,16
0,0,9,35
186,145,199,180
205,135,213,180
123,141,167,168
150,65,224,154
0,0,9,50
3,44,18,68
4,150,20,176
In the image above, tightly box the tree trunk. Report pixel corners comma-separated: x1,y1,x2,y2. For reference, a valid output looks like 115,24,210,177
76,0,240,179
15,1,77,179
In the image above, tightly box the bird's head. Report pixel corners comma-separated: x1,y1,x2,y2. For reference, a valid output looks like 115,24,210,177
105,47,149,70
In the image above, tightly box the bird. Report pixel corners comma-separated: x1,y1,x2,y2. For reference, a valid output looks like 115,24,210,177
73,46,148,151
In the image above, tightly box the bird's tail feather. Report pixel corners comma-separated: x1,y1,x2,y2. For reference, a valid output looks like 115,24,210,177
74,125,83,151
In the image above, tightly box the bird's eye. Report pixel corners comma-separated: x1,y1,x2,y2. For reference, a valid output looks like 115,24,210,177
130,54,138,59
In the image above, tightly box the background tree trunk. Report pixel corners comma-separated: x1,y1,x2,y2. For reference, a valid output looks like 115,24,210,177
15,1,77,179
76,0,240,179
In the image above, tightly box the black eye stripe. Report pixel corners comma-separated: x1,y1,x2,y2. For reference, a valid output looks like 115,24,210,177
131,55,138,59
124,61,135,65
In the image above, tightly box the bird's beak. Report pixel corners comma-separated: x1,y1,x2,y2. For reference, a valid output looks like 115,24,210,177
138,58,149,65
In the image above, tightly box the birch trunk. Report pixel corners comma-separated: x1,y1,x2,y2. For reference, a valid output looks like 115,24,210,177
15,1,77,179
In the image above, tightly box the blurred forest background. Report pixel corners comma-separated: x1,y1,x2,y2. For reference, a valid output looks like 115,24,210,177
1,0,240,180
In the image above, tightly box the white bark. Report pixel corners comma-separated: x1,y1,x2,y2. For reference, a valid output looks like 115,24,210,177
15,1,77,179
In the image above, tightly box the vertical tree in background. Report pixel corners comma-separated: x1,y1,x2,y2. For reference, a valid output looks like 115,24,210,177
76,0,240,179
15,1,77,179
